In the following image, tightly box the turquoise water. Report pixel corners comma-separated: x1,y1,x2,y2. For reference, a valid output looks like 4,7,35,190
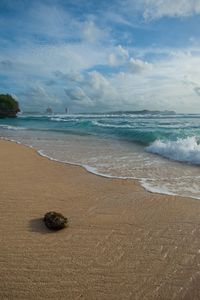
1,112,200,146
1,112,200,199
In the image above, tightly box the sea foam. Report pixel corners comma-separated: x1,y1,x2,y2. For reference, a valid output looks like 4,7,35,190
146,136,200,165
0,125,26,130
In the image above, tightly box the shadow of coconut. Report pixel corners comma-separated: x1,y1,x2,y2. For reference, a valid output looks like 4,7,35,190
29,218,54,234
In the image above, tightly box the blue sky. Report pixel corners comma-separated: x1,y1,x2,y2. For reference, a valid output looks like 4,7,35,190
1,0,200,112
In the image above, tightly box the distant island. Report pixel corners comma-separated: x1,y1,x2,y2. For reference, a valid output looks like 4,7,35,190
107,110,176,115
0,94,20,118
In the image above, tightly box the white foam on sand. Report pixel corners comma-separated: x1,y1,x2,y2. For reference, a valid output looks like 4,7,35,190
2,137,200,201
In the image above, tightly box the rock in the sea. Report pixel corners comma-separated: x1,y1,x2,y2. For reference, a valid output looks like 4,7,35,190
0,94,20,118
44,211,68,230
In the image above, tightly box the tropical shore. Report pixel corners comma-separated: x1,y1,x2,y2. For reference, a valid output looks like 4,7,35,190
1,139,200,299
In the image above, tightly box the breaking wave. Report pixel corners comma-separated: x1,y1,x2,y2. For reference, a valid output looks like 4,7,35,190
146,136,200,165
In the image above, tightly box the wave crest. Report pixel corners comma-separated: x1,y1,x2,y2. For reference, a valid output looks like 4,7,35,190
0,125,26,130
146,136,200,165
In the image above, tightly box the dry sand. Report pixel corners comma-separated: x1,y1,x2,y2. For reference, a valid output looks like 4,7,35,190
1,139,200,299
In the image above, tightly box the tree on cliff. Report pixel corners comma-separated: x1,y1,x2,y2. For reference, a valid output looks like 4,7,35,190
0,94,20,117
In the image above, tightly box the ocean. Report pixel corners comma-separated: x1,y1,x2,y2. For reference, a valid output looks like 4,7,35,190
1,112,200,199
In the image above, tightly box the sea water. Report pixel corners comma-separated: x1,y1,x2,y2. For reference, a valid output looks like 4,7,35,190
1,112,200,199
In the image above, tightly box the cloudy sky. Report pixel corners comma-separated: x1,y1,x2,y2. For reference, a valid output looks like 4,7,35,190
1,0,200,113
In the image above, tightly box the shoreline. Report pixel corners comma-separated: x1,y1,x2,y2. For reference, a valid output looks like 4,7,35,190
1,136,199,201
1,139,200,299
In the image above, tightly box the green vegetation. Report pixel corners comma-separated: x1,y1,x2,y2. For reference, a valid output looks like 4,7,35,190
0,94,20,117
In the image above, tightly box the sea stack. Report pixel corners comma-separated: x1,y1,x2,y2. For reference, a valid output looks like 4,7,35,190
46,107,53,114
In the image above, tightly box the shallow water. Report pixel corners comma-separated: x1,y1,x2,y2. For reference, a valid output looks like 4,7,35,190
1,112,200,199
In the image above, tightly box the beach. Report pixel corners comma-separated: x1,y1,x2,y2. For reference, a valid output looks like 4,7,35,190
1,112,200,200
0,139,200,299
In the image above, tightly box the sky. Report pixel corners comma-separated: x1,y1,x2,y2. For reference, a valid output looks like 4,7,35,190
1,0,200,113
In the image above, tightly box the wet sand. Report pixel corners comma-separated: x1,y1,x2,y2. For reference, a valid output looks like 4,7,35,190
1,139,200,299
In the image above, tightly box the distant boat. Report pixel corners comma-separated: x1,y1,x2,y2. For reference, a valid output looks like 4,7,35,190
46,107,53,114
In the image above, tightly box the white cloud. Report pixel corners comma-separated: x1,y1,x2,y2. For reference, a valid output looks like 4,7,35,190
0,40,112,81
65,86,86,101
2,34,200,113
138,0,200,20
127,58,153,73
62,71,122,111
103,11,133,26
3,45,200,113
108,53,117,66
108,45,129,66
88,71,120,106
2,1,200,113
117,45,129,59
65,87,94,107
116,0,200,22
47,49,200,113
53,70,84,83
81,20,109,43
20,85,60,111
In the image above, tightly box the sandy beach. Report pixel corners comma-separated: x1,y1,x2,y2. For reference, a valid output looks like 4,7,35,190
1,139,200,299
